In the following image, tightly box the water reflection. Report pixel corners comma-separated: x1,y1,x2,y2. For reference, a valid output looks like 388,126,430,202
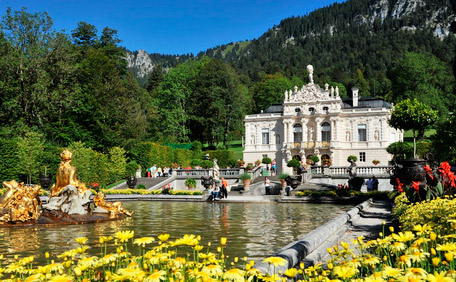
0,201,351,263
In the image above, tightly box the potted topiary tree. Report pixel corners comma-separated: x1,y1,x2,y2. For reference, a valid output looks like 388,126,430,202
262,157,272,168
309,155,320,166
388,98,438,159
185,178,197,189
240,173,252,191
388,98,438,191
347,155,358,163
287,159,301,174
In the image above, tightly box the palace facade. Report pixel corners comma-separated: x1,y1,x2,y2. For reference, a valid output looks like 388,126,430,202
243,65,402,174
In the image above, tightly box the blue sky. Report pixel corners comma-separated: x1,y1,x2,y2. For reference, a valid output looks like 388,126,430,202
1,0,345,55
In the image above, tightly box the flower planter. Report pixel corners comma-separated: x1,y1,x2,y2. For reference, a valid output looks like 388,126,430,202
243,179,251,191
126,177,137,188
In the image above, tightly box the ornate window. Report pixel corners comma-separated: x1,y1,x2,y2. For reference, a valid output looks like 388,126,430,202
262,128,269,145
359,152,366,162
293,124,303,143
321,122,331,142
358,124,367,141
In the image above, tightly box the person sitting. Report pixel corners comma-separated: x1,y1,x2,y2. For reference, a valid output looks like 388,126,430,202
212,185,220,200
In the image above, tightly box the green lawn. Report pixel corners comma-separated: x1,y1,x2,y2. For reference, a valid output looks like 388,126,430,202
403,129,436,138
227,140,244,160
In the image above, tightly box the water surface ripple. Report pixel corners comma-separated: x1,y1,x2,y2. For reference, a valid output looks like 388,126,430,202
0,201,352,263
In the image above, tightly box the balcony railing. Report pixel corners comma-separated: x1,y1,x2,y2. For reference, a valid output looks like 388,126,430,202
310,166,391,177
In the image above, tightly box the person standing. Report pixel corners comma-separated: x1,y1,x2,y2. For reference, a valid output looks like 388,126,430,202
366,178,374,192
265,177,271,195
152,164,157,177
221,177,228,198
372,176,379,191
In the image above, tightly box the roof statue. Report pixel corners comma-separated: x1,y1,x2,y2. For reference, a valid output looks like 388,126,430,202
307,64,314,84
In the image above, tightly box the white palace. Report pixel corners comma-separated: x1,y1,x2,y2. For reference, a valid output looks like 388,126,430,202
243,65,403,174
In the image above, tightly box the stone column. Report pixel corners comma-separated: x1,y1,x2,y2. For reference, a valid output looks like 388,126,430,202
301,118,308,142
316,118,321,143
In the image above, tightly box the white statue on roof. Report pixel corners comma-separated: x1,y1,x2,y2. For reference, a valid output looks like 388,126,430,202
307,65,314,84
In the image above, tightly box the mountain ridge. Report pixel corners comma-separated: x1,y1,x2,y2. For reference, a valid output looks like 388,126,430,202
127,0,456,88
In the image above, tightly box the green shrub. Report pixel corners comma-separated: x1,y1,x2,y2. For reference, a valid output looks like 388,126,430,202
416,141,432,159
309,155,320,165
347,155,358,163
240,173,251,181
278,173,289,180
185,178,197,189
386,142,413,159
262,157,272,164
125,161,139,178
200,160,213,168
190,159,201,167
174,149,192,167
204,150,234,167
287,159,300,168
136,184,146,189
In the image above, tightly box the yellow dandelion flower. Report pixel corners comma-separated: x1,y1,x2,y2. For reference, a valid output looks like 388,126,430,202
332,265,358,279
99,236,113,244
47,274,73,282
193,245,204,251
408,250,429,263
157,234,170,242
283,268,298,278
382,266,403,278
390,241,406,252
413,224,433,235
25,273,43,282
405,267,427,279
397,255,412,268
363,255,380,266
444,252,454,262
437,243,456,252
392,231,415,243
74,237,88,245
262,256,287,267
134,237,155,246
201,264,223,277
223,268,245,282
426,271,453,282
172,234,198,246
115,230,135,242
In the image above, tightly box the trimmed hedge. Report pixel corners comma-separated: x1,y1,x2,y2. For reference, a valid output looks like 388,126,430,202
204,150,234,167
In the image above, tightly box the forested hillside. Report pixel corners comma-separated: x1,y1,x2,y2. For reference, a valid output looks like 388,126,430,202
133,0,456,114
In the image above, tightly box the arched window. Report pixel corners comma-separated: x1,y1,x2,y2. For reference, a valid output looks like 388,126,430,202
293,124,303,143
321,122,331,142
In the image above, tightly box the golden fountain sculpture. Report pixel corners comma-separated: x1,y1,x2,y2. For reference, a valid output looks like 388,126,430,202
50,149,87,197
93,191,133,218
0,180,41,223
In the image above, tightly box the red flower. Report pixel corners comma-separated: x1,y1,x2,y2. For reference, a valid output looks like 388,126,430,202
411,181,420,193
394,178,404,193
439,162,456,189
423,165,434,180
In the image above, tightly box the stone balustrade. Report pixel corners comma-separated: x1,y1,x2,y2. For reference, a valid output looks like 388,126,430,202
310,166,391,177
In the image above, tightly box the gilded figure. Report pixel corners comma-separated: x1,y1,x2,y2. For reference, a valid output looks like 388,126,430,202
93,191,133,218
0,180,41,223
50,150,87,197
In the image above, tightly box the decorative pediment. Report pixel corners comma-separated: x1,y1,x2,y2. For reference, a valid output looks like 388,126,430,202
285,83,341,104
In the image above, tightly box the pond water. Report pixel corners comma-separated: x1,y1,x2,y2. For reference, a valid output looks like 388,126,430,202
0,201,352,264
